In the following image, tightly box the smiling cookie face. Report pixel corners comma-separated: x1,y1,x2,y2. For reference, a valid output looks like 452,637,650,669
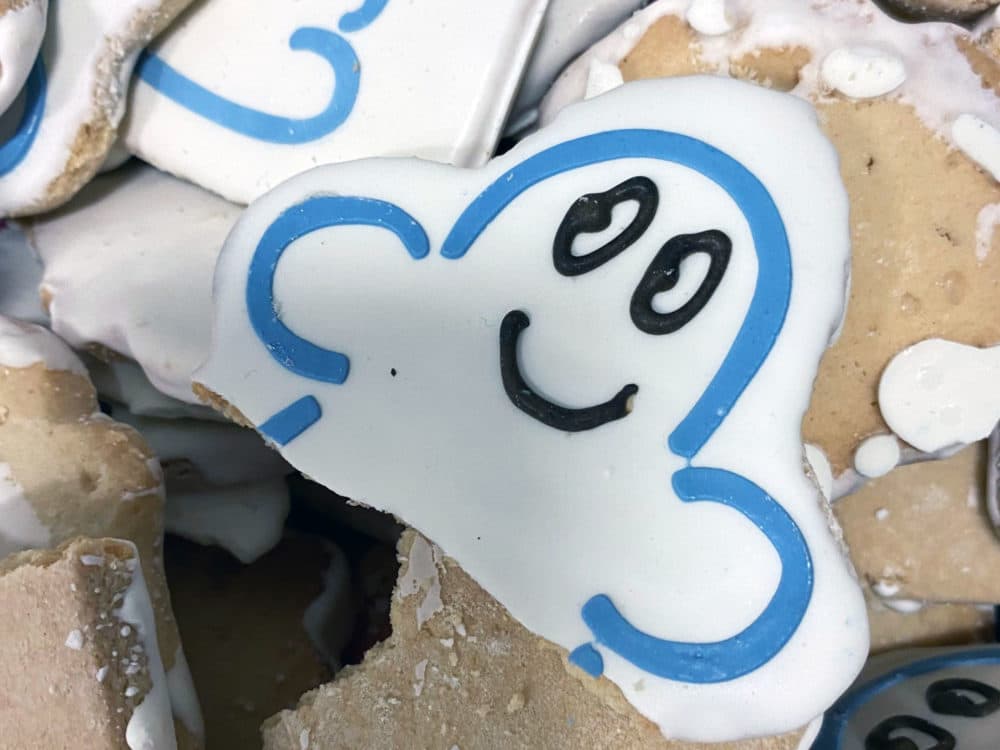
197,77,868,742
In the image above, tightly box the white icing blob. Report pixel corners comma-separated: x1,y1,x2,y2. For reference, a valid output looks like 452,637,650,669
975,202,1000,261
583,59,625,100
165,646,204,744
795,715,823,750
880,598,924,614
879,338,1000,453
32,163,241,403
0,0,47,116
0,314,85,374
165,480,290,564
0,224,46,325
804,443,834,500
302,543,353,666
820,47,906,99
116,553,177,750
853,434,901,479
0,462,50,558
198,78,867,741
686,0,732,36
871,579,900,598
953,113,1000,182
64,629,83,650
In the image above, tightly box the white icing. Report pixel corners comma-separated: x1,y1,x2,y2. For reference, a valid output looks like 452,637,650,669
820,47,906,99
164,479,290,564
511,0,646,122
299,729,310,750
0,462,50,557
0,224,46,325
0,0,46,116
115,552,177,750
64,629,83,650
686,0,732,36
32,163,241,403
975,202,1000,261
0,0,164,215
397,535,444,630
988,425,1000,531
302,542,353,666
85,358,220,421
583,59,625,100
804,443,833,500
198,78,867,741
539,0,1000,162
124,0,549,204
165,646,204,744
0,314,85,374
953,113,1000,181
794,715,823,750
871,579,900,598
853,434,900,479
875,508,889,521
879,338,1000,453
880,598,925,614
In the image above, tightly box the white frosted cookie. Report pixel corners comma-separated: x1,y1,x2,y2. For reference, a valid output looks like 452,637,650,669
197,77,867,741
0,315,203,747
0,0,46,117
123,0,547,204
0,538,178,750
0,0,193,217
540,0,1000,488
30,162,241,404
815,645,1000,749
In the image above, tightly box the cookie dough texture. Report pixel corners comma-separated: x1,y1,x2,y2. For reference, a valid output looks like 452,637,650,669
556,6,1000,476
261,531,805,750
866,591,995,653
0,538,164,750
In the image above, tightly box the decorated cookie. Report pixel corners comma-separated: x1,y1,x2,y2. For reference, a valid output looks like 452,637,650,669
30,162,241,403
0,0,46,117
166,534,350,750
0,315,203,747
540,0,1000,484
196,77,867,741
262,530,812,750
123,0,547,204
815,645,1000,749
0,538,180,750
835,443,1000,604
0,0,192,216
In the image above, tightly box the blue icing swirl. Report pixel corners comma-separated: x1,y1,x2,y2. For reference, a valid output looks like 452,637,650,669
0,54,46,177
339,0,389,32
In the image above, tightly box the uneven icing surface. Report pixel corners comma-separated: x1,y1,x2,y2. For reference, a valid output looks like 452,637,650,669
539,0,1000,164
804,443,834,500
853,435,900,479
32,163,241,402
0,462,50,558
86,358,218,420
879,339,1000,453
0,0,162,214
0,224,46,324
0,313,85,374
198,78,867,741
165,646,204,744
686,0,732,36
953,113,1000,182
0,0,46,116
124,0,547,204
815,646,1000,749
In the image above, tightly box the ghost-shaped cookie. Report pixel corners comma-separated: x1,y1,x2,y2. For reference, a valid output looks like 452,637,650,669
197,77,868,742
815,646,1000,749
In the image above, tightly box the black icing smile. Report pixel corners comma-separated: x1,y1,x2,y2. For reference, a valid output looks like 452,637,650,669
499,310,638,432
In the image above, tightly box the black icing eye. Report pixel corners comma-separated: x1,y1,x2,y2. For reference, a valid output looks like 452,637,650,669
864,715,956,750
926,677,1000,718
630,229,731,335
552,176,658,277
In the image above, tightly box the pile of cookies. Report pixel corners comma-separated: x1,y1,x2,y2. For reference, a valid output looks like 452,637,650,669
2,1,1000,748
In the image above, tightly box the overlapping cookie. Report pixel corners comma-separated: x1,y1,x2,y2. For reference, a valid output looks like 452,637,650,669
541,0,1000,489
0,0,193,217
123,0,548,203
195,77,868,741
0,315,203,747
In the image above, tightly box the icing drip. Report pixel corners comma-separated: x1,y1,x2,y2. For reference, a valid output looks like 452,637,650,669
879,338,1000,453
953,113,1000,182
0,314,85,374
165,646,204,744
820,47,906,99
975,202,1000,261
685,0,732,36
854,434,900,479
804,443,834,500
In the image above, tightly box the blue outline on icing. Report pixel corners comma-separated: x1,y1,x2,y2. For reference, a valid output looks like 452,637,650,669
245,128,811,686
812,647,1000,749
0,53,46,176
259,395,323,445
246,194,429,385
339,0,389,32
136,28,360,144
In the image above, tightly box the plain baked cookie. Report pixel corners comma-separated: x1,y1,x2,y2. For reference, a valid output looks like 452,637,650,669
0,0,193,217
541,0,1000,482
0,315,203,748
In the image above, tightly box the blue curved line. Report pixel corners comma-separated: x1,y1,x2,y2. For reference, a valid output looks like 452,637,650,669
136,28,359,144
440,129,793,459
339,0,389,32
246,195,429,384
577,467,813,683
812,647,1000,749
258,395,322,445
0,54,46,176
